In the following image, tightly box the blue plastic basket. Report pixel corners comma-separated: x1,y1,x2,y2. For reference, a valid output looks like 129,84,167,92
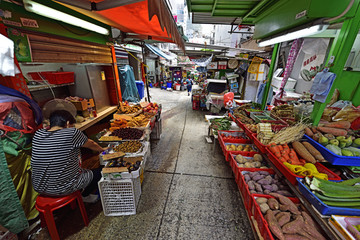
297,178,360,216
304,135,360,166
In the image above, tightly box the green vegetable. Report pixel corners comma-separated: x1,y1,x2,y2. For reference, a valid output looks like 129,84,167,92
342,149,354,156
326,144,342,155
322,200,360,207
308,177,360,198
345,147,360,156
314,192,360,202
337,177,360,186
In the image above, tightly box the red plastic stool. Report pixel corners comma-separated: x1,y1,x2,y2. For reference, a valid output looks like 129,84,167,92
35,190,89,240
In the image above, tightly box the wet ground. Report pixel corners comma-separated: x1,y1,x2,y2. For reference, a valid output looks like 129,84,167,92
31,88,254,240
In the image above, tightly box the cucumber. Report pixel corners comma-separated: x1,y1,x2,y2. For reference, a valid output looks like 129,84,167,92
337,177,360,186
323,200,360,207
319,189,360,198
314,192,359,202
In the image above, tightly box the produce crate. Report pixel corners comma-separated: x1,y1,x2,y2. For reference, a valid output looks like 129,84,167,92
297,178,360,216
98,177,141,216
266,148,341,185
237,169,275,211
251,195,301,240
304,135,360,166
101,155,145,181
244,109,263,116
28,71,74,84
218,130,250,144
259,120,288,132
223,143,258,161
231,154,270,181
235,119,256,138
251,134,267,153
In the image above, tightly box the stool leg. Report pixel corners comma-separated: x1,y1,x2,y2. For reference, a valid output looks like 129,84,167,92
76,193,89,226
70,199,77,210
39,212,47,228
43,210,60,240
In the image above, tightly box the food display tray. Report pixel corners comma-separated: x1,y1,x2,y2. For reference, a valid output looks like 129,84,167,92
230,154,270,180
251,134,267,153
223,143,258,161
97,129,147,142
100,142,149,165
266,148,341,185
304,135,360,166
297,178,360,216
218,130,250,144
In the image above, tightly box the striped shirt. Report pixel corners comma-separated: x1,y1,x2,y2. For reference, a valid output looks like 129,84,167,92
31,128,93,196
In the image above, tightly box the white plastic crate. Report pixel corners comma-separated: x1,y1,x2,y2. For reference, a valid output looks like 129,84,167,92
98,177,141,216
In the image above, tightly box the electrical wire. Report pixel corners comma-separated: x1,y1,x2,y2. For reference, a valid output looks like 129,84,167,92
325,0,355,23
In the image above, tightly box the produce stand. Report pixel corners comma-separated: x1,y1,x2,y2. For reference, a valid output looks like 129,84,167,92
220,103,360,240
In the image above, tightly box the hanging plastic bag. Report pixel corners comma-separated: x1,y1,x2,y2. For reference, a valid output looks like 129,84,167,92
332,105,360,123
223,92,234,109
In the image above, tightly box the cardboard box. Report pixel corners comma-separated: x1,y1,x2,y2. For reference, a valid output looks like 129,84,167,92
71,98,95,111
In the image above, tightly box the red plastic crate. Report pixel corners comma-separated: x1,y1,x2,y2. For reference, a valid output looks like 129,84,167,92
28,71,74,85
231,154,271,181
224,143,258,161
218,130,250,144
235,119,256,138
251,134,267,153
252,195,301,240
266,147,341,185
260,120,288,132
237,168,275,212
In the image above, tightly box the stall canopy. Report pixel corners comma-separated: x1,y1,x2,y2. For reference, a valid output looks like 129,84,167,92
54,0,185,51
145,44,176,60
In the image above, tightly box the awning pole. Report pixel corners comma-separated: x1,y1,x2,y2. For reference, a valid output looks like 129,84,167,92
261,43,280,110
142,43,151,102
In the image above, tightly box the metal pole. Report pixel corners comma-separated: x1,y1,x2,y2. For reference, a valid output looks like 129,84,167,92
141,43,151,102
261,43,280,110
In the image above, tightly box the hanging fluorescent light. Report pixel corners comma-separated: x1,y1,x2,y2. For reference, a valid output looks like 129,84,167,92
23,0,109,35
258,24,329,47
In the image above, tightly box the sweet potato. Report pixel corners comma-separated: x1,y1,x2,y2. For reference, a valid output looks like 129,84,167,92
253,174,265,181
301,142,324,161
280,204,290,212
265,210,285,240
270,193,300,215
254,183,263,192
276,190,294,197
244,174,251,183
324,121,351,129
256,197,268,204
292,141,316,164
284,234,310,240
263,185,273,191
276,212,291,227
268,198,280,210
304,127,313,137
271,184,279,192
249,172,259,179
260,203,270,214
258,179,272,185
259,171,270,176
247,181,255,190
282,215,304,234
301,212,326,240
316,126,347,136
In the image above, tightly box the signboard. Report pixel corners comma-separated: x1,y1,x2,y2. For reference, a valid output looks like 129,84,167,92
7,27,32,62
218,61,227,69
207,62,217,69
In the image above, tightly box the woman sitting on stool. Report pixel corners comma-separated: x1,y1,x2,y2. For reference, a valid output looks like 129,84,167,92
31,110,106,203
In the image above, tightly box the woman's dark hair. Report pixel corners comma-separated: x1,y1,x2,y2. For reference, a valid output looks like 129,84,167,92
49,110,76,128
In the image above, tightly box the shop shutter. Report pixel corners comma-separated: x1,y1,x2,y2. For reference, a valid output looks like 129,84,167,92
27,33,112,64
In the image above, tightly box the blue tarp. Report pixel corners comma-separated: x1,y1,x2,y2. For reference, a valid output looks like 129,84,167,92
145,44,176,60
118,65,140,103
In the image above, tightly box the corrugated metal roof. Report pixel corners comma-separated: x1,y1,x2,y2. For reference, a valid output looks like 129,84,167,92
188,0,278,25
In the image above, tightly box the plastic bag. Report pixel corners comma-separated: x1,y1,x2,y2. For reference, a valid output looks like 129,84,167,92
224,92,234,109
331,100,352,109
332,105,360,122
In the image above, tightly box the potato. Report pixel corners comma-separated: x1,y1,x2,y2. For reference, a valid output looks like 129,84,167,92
238,164,245,168
253,154,263,162
236,145,244,151
252,161,262,168
235,155,246,164
244,162,254,168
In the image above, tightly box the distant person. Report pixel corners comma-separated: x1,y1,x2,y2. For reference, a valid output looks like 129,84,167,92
186,78,193,96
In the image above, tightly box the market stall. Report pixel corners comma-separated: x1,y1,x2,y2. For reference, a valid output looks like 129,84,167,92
208,100,360,240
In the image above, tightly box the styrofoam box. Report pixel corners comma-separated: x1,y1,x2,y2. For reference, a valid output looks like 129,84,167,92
98,177,141,216
272,76,297,89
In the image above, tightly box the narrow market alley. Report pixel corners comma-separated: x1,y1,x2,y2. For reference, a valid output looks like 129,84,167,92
33,88,254,240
